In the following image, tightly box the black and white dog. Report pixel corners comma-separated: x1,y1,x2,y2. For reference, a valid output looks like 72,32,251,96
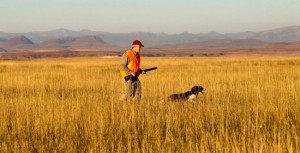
168,86,206,102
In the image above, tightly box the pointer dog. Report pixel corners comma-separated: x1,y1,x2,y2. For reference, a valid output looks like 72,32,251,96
168,86,206,102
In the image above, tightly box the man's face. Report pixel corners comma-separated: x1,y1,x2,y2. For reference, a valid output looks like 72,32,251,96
133,45,142,52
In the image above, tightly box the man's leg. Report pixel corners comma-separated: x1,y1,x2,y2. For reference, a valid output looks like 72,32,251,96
132,78,142,102
120,79,134,101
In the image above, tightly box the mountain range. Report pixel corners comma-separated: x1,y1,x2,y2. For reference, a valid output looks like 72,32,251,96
0,25,300,51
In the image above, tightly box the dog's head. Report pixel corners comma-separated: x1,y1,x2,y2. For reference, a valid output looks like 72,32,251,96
191,86,205,95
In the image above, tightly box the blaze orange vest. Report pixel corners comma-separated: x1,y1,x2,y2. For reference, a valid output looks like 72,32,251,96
120,50,140,77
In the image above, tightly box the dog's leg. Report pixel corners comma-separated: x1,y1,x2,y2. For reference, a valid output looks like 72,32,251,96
188,94,197,102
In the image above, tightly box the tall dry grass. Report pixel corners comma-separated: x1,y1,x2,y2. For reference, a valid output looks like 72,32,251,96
0,57,299,152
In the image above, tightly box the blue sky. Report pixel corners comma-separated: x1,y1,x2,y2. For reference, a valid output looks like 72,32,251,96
1,0,300,34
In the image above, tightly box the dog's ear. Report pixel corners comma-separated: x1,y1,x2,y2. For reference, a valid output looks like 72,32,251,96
198,86,204,91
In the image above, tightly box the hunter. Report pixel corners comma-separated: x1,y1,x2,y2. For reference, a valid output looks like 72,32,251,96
119,40,145,101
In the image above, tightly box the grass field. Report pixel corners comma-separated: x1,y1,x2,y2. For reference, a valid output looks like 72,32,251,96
0,57,299,152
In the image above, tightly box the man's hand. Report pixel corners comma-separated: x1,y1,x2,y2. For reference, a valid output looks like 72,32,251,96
129,71,136,77
141,70,146,74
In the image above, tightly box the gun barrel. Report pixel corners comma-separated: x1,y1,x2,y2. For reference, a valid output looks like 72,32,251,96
144,67,157,72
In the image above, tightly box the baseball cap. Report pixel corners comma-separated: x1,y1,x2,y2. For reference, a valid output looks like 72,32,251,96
132,40,144,47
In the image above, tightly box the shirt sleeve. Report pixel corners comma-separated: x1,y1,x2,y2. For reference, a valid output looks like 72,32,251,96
119,53,131,73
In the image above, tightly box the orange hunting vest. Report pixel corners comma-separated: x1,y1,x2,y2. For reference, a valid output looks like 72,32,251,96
120,50,140,77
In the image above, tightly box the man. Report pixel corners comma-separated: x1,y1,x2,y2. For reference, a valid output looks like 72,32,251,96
119,40,146,102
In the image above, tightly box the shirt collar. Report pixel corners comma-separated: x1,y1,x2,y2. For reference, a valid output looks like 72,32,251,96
131,49,139,56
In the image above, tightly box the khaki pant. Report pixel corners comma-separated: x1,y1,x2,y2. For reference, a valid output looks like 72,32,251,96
119,77,141,102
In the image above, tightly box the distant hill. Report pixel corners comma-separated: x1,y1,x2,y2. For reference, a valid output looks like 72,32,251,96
219,26,300,42
0,38,6,46
252,26,300,42
0,32,19,40
1,25,300,50
264,41,300,49
26,28,86,43
0,48,7,52
1,25,300,48
0,37,6,42
37,37,75,49
1,35,36,50
66,36,116,49
164,39,267,49
96,32,209,48
39,35,117,50
0,35,118,51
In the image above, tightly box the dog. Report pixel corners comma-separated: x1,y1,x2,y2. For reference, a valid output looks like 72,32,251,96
168,86,206,102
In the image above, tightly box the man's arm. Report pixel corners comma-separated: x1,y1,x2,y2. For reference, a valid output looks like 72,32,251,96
119,53,131,74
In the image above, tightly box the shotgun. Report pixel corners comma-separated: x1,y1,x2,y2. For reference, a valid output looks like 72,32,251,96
125,67,157,81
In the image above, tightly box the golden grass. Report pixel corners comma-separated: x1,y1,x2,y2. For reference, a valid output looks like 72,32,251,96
0,57,299,152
